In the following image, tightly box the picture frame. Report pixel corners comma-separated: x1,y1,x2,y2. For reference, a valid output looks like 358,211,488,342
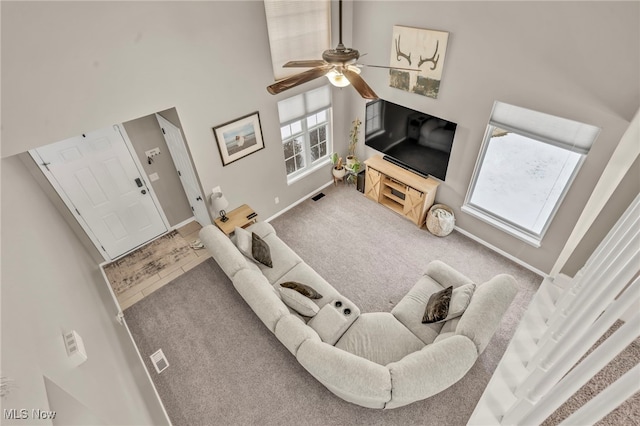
389,25,450,99
213,111,265,166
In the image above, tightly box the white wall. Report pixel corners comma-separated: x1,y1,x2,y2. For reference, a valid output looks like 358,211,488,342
0,156,168,425
1,1,349,221
350,1,640,274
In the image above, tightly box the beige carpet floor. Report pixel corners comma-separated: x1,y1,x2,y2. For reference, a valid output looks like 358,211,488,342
123,185,638,425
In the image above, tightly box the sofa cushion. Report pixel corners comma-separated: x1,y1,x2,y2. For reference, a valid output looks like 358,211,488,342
274,263,341,309
386,335,478,409
280,281,323,299
425,260,475,289
336,313,424,366
456,274,518,354
245,220,277,239
199,225,249,278
278,287,319,317
232,269,289,333
433,317,461,343
391,275,445,344
255,233,303,284
274,314,321,355
297,339,392,409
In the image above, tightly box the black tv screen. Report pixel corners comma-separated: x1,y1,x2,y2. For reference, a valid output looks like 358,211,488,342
364,99,457,181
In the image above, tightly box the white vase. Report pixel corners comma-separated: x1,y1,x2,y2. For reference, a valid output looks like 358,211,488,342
332,167,346,179
346,156,356,167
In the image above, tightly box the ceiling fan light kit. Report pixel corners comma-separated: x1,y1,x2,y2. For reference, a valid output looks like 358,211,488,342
267,0,415,100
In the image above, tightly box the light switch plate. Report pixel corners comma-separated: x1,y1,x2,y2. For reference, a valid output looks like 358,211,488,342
149,173,159,182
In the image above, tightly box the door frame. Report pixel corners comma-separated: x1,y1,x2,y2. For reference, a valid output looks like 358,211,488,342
155,114,212,226
28,124,171,262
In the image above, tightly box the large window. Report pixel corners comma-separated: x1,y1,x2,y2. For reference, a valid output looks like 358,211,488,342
463,102,600,247
277,85,332,182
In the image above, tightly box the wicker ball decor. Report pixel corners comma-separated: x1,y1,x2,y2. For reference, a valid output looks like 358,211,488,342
426,204,455,237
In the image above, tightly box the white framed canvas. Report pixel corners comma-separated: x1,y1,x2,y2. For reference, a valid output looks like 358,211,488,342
213,111,265,166
389,25,449,99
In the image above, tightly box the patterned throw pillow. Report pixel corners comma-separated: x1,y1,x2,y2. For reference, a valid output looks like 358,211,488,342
251,232,273,268
422,286,453,323
280,281,323,299
422,284,477,324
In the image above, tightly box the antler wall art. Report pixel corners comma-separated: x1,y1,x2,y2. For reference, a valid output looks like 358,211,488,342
389,26,449,99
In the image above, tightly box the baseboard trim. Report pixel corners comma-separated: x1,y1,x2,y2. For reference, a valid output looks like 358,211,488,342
264,181,334,223
454,226,548,278
172,216,198,231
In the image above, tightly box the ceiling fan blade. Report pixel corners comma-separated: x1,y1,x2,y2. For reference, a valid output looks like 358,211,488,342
283,60,328,68
343,68,378,100
362,64,422,72
267,65,333,95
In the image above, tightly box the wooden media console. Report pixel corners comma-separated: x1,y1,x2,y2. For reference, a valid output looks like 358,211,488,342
364,155,439,227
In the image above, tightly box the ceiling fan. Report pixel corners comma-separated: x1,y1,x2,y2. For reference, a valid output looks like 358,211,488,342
266,0,418,100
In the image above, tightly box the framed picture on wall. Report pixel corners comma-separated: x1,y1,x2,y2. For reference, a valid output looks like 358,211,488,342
213,111,265,166
389,25,450,99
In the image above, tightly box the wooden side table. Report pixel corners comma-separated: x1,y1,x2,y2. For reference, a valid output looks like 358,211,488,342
214,204,257,236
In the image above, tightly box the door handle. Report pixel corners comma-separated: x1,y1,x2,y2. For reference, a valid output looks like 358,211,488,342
141,190,147,195
135,178,143,188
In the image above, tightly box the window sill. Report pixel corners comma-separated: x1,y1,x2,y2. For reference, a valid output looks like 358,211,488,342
461,204,542,248
286,158,331,186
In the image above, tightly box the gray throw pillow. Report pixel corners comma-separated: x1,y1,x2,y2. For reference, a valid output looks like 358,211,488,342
280,281,323,299
251,232,272,268
422,286,453,323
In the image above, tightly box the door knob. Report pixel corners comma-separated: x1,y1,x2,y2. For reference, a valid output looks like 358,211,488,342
141,190,147,195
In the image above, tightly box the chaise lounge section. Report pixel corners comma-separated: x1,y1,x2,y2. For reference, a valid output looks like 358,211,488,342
200,221,517,409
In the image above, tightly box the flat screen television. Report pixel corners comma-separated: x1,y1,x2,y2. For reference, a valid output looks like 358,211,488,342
364,99,457,181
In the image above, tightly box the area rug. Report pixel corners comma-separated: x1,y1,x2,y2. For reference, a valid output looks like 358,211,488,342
103,230,192,296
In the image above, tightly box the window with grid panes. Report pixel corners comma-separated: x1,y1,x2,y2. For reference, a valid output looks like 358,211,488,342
277,86,332,181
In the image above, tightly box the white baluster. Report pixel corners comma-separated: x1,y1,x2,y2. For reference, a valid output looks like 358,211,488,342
504,281,640,424
560,364,640,426
517,311,640,426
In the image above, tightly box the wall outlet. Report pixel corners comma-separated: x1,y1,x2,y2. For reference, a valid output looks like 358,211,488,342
274,197,279,204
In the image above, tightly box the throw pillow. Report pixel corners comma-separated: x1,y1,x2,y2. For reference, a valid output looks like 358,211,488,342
251,232,273,268
422,286,453,324
438,283,476,323
279,287,319,317
234,226,253,258
280,281,323,299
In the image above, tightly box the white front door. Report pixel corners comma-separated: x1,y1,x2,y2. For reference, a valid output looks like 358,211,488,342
156,114,211,226
34,126,167,259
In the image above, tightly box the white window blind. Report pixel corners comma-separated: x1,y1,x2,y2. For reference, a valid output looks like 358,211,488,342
490,102,600,154
264,0,331,80
278,85,331,123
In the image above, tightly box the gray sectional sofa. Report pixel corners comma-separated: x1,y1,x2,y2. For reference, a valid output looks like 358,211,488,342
200,221,518,409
